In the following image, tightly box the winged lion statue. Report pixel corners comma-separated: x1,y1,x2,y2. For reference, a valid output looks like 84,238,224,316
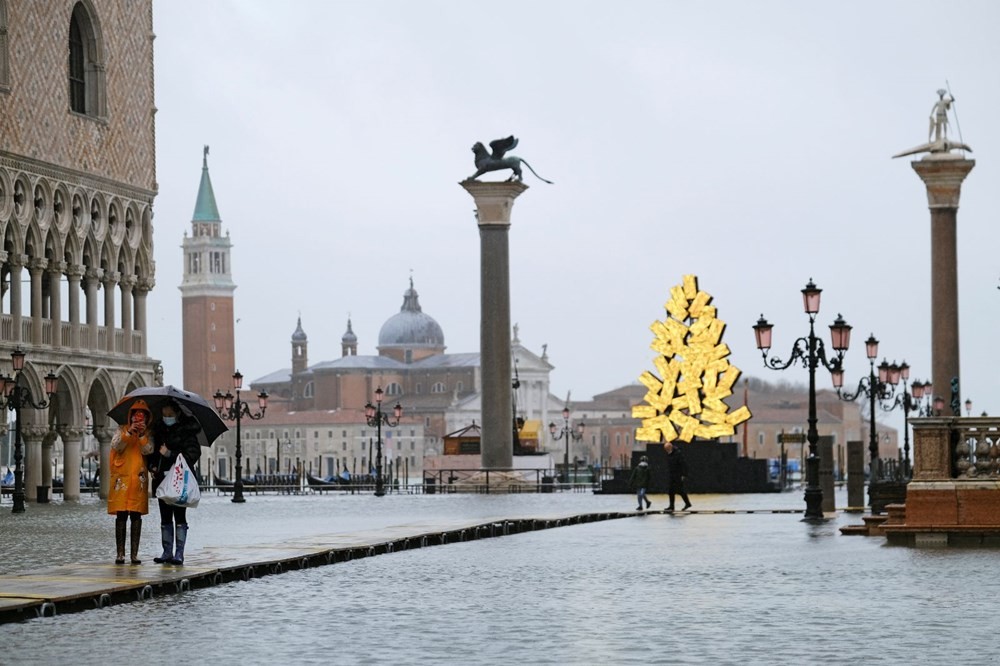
465,136,553,184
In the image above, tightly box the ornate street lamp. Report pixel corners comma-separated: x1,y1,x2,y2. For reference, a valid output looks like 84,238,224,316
214,370,268,503
753,279,852,521
0,348,58,513
364,386,401,497
549,406,584,486
830,337,912,504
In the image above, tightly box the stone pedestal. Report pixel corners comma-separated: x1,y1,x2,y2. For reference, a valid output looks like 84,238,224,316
910,156,974,410
460,180,529,469
846,440,864,510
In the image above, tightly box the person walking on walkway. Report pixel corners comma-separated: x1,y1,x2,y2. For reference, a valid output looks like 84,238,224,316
108,399,154,565
149,401,203,565
628,455,652,511
664,442,692,512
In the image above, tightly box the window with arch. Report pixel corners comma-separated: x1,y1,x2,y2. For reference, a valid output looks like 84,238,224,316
385,382,403,396
303,381,314,398
758,432,765,445
456,381,463,392
415,383,422,394
431,382,446,394
68,2,107,117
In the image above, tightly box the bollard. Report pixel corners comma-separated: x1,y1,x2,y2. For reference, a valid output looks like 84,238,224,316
37,486,50,503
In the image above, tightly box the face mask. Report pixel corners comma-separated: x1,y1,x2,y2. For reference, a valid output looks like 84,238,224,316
162,416,177,426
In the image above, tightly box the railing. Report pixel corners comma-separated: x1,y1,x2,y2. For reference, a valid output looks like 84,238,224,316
912,416,1000,480
954,419,1000,478
0,314,143,355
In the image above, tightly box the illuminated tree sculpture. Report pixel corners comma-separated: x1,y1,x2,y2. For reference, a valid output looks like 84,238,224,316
632,275,751,443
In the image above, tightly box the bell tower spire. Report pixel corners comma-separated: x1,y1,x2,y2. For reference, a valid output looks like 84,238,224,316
180,145,236,402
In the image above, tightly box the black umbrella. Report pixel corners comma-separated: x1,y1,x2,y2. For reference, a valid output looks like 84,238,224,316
107,385,229,445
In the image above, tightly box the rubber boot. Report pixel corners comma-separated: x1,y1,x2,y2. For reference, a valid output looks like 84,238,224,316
154,524,174,564
115,515,127,565
129,515,142,564
170,524,188,565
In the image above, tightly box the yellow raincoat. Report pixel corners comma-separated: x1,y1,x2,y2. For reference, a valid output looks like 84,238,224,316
107,400,154,515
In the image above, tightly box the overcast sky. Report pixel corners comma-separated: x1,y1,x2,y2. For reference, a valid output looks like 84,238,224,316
149,1,1000,437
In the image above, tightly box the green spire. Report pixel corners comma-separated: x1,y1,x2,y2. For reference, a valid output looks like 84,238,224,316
192,145,221,222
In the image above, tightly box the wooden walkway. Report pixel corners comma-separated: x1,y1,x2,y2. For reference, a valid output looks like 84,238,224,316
0,507,801,624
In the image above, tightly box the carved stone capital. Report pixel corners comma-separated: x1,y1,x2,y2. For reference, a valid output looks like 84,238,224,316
66,264,86,280
28,257,49,273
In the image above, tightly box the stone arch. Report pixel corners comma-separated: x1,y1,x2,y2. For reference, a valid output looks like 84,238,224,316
14,361,58,429
87,366,117,432
0,167,13,220
49,363,85,429
88,191,107,241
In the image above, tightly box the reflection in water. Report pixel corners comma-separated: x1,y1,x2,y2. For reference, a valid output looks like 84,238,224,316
2,491,996,665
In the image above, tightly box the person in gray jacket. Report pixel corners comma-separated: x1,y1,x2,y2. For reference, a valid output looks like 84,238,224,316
628,456,652,511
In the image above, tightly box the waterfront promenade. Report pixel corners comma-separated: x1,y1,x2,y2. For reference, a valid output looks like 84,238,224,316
2,490,997,665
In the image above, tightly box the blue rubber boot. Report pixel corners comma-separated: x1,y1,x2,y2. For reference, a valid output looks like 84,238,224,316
154,524,174,564
170,524,188,565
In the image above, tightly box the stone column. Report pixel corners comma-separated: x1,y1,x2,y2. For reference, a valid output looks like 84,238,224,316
460,180,529,469
93,426,113,500
134,277,153,356
41,427,56,497
911,155,974,413
59,426,84,501
84,268,101,349
28,258,47,346
120,275,135,354
48,261,65,347
66,265,84,348
23,424,46,501
102,271,119,353
8,254,24,343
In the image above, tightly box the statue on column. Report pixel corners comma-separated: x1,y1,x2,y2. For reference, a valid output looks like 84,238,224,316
894,88,973,158
465,136,553,183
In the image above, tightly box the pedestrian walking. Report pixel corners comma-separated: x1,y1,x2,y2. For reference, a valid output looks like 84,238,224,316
107,399,154,565
628,455,652,511
149,401,203,565
664,441,692,512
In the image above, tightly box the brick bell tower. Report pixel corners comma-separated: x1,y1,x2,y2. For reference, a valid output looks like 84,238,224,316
180,146,236,402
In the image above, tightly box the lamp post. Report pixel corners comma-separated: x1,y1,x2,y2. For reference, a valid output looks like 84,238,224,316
753,279,852,521
213,371,268,504
0,348,58,513
548,407,584,485
964,398,973,417
830,336,900,487
364,386,401,497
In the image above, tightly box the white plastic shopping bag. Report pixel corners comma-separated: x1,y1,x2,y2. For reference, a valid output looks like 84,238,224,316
155,453,201,508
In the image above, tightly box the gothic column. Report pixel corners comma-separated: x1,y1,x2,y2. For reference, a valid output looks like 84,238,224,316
23,424,47,501
84,268,101,349
120,274,135,354
48,260,65,348
67,265,84,348
102,271,119,353
8,253,24,343
460,180,529,469
134,277,153,356
59,426,84,501
911,156,974,412
41,427,57,497
93,426,112,500
28,257,47,346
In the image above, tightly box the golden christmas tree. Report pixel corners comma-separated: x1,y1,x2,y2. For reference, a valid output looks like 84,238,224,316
632,274,751,443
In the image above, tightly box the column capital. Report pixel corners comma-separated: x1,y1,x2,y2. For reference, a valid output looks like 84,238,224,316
136,276,155,292
460,180,529,228
57,426,87,441
6,253,26,268
119,274,137,289
66,264,86,280
85,267,104,283
911,157,975,209
28,257,48,273
101,271,121,286
47,260,67,275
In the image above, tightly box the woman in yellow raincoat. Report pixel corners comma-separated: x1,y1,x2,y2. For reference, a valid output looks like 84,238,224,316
108,399,154,564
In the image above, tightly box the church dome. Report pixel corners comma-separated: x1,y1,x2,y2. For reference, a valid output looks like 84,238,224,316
378,279,445,349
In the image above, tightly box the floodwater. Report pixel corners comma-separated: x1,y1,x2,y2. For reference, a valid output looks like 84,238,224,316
1,489,997,665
